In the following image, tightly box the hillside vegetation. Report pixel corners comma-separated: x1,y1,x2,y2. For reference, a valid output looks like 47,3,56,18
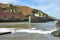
0,3,56,22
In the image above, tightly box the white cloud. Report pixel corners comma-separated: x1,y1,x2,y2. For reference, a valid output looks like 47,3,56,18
37,0,60,2
0,0,17,4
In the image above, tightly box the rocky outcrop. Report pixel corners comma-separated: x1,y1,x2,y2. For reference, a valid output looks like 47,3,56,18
51,21,60,37
0,32,11,35
56,21,60,27
0,3,56,22
31,16,55,23
55,21,60,31
51,31,60,37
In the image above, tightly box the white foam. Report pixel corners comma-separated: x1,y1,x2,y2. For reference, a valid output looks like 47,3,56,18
16,29,57,34
0,28,57,34
0,28,15,33
30,28,36,30
0,28,10,33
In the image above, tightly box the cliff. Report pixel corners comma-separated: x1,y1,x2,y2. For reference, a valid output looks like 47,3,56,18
0,3,56,22
0,3,33,16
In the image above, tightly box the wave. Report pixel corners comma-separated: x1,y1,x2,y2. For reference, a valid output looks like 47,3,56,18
0,28,57,34
16,28,57,34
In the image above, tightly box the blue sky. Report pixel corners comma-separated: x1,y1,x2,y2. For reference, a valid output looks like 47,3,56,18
0,0,60,19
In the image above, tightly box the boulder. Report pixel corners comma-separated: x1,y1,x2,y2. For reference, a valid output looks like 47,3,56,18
51,31,60,37
0,32,11,35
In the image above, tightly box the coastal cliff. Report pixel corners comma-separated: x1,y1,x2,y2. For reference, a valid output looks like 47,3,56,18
0,3,56,22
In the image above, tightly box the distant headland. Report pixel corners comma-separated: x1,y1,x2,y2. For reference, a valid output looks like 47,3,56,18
0,3,56,22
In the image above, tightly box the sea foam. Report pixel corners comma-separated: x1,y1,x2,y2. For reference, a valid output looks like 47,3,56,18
0,28,57,34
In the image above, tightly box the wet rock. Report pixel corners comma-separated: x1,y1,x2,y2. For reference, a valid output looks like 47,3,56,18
56,21,60,27
0,32,11,35
51,31,60,37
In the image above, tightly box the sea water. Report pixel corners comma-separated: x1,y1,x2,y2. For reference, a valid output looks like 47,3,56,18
0,21,60,40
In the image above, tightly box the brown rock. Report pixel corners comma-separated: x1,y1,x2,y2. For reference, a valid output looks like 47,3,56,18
56,21,60,27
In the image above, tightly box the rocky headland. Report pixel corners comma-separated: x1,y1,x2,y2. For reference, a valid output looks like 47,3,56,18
0,3,56,22
51,21,60,37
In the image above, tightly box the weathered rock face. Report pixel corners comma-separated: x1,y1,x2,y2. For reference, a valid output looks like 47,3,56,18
56,21,60,30
56,21,60,27
51,31,60,37
52,21,60,37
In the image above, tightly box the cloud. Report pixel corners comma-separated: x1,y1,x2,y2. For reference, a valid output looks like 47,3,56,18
30,0,60,18
0,0,17,4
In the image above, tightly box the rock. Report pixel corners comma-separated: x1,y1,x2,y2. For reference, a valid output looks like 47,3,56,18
0,32,11,35
56,21,60,27
51,31,60,37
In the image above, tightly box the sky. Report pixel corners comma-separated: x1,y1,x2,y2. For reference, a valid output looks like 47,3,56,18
0,0,60,19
